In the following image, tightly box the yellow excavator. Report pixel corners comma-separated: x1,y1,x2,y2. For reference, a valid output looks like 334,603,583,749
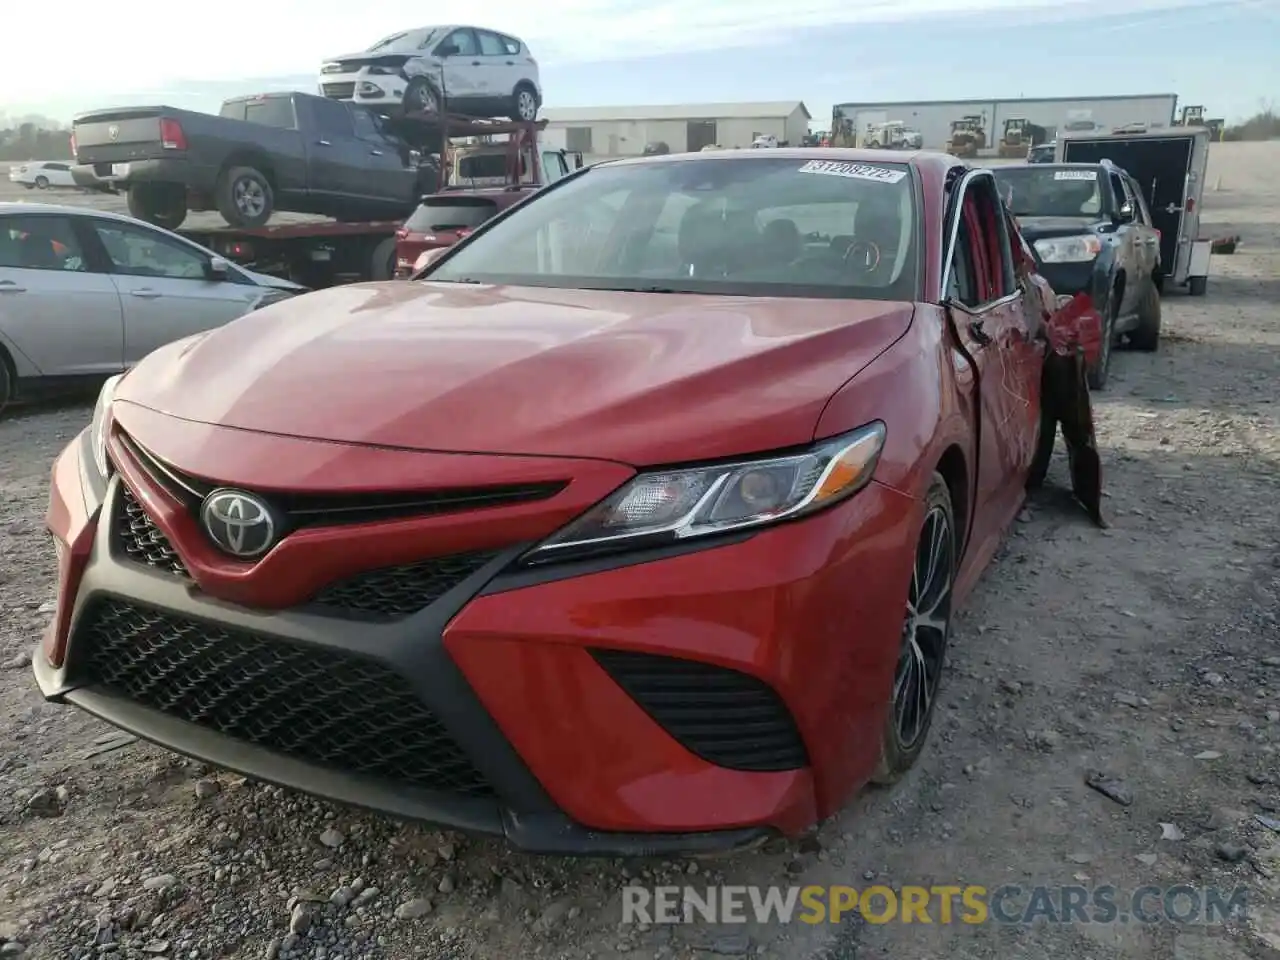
998,118,1048,158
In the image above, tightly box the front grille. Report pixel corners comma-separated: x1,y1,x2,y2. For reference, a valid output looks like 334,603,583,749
115,485,189,578
322,83,356,100
591,650,808,772
118,430,565,529
73,597,494,797
311,551,500,620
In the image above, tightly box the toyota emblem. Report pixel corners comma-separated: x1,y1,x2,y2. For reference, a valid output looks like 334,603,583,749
108,124,120,141
200,489,278,559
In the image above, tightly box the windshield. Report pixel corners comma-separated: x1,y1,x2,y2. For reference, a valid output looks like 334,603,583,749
369,28,439,51
406,199,499,232
992,167,1103,218
425,156,919,301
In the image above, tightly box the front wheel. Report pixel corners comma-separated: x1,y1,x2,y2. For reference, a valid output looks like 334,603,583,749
1126,281,1161,352
0,353,13,416
404,78,441,117
511,84,539,122
34,175,49,189
1086,286,1116,391
872,473,956,784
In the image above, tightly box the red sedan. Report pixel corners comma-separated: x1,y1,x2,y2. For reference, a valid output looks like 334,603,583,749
35,149,1102,855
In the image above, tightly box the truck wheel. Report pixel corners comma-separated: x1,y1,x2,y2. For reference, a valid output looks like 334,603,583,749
511,84,539,122
0,348,14,417
127,183,189,229
370,237,397,281
404,78,441,117
1188,275,1207,296
217,167,273,228
1127,282,1161,352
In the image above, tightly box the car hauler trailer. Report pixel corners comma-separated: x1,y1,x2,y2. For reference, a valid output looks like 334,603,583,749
1057,125,1213,296
176,115,561,288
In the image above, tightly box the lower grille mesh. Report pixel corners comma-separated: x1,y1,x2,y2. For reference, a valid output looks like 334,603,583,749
591,650,808,772
115,485,189,577
73,597,494,797
311,552,500,620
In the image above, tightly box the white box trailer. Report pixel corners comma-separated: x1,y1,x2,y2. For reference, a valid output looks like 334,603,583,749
1056,126,1212,295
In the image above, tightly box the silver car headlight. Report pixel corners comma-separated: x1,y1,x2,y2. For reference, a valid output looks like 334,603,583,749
89,374,123,479
1033,235,1101,263
521,421,886,565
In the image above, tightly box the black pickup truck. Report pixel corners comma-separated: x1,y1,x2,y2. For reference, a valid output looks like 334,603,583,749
70,91,432,230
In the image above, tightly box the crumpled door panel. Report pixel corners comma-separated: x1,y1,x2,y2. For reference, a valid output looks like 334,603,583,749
1029,290,1106,527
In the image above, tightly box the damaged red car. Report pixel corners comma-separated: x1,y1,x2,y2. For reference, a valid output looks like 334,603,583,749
35,149,1102,856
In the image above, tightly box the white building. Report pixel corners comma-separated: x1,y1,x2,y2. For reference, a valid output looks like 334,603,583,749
541,102,811,164
831,94,1179,156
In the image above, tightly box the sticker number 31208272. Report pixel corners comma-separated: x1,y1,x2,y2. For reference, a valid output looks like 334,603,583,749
797,160,908,184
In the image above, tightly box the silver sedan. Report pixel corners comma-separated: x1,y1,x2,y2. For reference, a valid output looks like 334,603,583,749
0,202,304,410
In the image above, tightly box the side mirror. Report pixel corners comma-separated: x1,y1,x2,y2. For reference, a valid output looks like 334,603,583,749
437,42,459,56
207,255,230,277
1116,202,1135,223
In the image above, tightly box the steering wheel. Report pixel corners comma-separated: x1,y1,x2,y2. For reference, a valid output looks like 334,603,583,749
842,239,882,273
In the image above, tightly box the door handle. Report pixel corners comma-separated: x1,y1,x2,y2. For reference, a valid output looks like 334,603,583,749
471,60,481,66
370,149,383,156
968,319,993,346
316,139,331,147
1163,203,1182,214
506,60,515,65
0,281,25,293
130,288,162,299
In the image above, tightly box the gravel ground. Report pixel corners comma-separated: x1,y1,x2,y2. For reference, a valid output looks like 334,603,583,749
1,143,1279,960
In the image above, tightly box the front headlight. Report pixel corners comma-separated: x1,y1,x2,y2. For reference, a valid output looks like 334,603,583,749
89,374,123,479
367,66,398,75
1034,235,1101,263
522,421,886,565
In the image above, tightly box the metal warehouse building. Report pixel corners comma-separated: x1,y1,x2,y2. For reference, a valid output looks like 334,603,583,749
832,94,1179,155
540,102,811,164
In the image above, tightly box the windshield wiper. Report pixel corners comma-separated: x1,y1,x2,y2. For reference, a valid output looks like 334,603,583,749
593,285,681,293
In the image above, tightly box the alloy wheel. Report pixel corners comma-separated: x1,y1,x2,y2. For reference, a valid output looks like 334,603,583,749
516,90,537,121
893,505,954,749
234,178,266,219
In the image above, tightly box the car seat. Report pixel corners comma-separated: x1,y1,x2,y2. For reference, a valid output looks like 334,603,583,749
760,218,802,265
18,235,62,270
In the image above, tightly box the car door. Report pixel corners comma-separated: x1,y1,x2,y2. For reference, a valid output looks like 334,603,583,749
1124,171,1160,287
475,30,516,106
84,218,263,364
1105,169,1143,314
304,97,370,199
943,171,1041,550
435,28,482,104
0,212,124,376
350,107,419,203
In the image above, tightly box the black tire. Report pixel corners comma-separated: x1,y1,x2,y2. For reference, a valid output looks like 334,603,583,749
216,166,273,228
21,182,34,190
404,78,441,117
1086,284,1117,391
1189,275,1207,296
1127,281,1161,352
1027,399,1055,489
0,349,15,416
34,175,49,189
126,183,188,230
369,237,397,281
872,472,956,785
511,83,539,122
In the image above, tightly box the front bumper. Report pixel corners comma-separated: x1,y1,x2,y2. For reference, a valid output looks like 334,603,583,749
320,75,405,107
36,415,920,855
1033,260,1105,303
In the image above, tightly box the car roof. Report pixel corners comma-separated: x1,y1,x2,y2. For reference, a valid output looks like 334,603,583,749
601,146,957,175
0,202,152,224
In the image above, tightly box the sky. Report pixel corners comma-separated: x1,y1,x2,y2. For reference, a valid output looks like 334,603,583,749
2,0,1276,129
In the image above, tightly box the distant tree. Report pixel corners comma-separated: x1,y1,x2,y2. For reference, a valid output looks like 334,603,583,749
0,119,72,161
1222,99,1280,141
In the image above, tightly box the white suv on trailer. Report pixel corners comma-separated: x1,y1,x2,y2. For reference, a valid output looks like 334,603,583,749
319,25,542,122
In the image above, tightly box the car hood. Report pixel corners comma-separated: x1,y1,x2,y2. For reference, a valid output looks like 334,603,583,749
117,282,914,465
1016,216,1102,241
241,267,306,292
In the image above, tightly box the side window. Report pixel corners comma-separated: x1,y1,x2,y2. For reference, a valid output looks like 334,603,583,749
351,108,382,141
1126,175,1151,224
312,97,355,139
947,205,981,309
500,35,522,55
972,178,1015,300
442,29,478,57
0,215,87,272
47,163,70,172
1108,172,1130,214
90,222,210,280
477,31,505,56
541,151,566,181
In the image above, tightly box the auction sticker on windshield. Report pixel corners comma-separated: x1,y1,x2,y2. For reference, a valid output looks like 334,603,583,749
798,160,907,184
1054,170,1098,181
